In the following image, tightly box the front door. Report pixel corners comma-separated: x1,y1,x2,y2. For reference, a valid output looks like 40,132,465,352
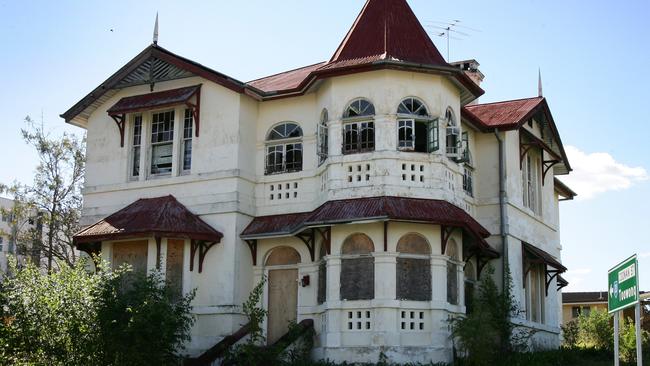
267,268,298,344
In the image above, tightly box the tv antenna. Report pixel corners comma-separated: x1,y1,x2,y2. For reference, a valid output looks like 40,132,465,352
424,20,480,62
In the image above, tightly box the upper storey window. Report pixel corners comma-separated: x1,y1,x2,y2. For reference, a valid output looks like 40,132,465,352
522,151,541,215
150,110,175,176
343,99,375,154
265,122,303,175
317,109,329,166
445,108,461,158
397,97,438,153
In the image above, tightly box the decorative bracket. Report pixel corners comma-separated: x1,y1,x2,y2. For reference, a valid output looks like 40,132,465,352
440,226,456,255
78,242,102,271
110,113,126,147
190,240,218,273
296,229,316,262
542,159,560,184
314,227,331,255
245,239,258,266
545,269,561,296
519,142,536,169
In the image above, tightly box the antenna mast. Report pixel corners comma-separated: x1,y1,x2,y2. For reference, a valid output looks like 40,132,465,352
424,20,479,62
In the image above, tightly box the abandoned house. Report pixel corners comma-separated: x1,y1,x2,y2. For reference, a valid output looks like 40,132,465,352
61,0,575,363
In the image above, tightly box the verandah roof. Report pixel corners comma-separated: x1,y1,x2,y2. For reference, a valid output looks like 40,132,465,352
241,196,498,257
73,195,223,245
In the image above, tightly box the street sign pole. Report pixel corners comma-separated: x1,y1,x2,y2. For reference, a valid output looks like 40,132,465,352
614,313,620,366
608,254,642,366
636,302,643,366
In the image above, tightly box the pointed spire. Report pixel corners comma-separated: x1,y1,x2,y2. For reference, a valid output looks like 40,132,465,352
330,0,446,67
538,68,543,97
153,12,159,45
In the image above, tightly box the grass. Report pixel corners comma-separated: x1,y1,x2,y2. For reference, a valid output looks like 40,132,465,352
280,347,648,366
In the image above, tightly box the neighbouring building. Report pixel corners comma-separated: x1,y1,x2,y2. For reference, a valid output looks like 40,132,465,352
562,291,650,327
61,0,575,363
0,197,42,275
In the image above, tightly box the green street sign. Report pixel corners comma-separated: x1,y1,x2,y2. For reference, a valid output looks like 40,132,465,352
608,254,639,314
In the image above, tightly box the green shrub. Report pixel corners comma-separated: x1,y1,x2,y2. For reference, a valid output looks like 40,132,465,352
0,257,195,366
577,308,613,350
561,319,579,348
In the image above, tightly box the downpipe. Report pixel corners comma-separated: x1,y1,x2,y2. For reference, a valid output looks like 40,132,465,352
494,128,508,291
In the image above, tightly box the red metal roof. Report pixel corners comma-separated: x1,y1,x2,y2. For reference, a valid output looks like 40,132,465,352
330,0,447,67
241,196,497,256
107,85,200,115
463,97,544,130
74,195,223,244
248,63,325,93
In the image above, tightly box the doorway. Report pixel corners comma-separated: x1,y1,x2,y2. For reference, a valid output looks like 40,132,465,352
265,246,300,344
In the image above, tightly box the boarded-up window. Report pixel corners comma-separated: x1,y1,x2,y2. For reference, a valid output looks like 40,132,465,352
340,233,374,300
446,239,460,305
317,244,327,304
166,239,184,300
112,240,148,273
396,233,431,301
265,246,301,266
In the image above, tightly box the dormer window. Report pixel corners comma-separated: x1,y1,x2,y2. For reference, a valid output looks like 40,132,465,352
265,122,303,175
343,99,375,154
397,97,438,153
445,108,460,158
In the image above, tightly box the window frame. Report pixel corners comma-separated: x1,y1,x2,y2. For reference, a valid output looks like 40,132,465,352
342,99,375,155
462,167,474,197
265,122,304,175
522,150,542,215
396,98,438,153
181,108,193,174
129,114,143,180
149,109,176,177
525,262,546,323
317,109,329,166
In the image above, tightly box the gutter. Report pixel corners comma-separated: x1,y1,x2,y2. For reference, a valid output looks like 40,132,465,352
495,128,509,290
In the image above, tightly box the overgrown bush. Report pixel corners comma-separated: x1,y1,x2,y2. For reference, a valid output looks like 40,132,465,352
450,265,529,365
0,257,195,365
562,307,649,364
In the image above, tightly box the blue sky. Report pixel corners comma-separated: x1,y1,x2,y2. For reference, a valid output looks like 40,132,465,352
0,0,648,292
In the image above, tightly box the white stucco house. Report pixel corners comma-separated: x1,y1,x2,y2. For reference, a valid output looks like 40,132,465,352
61,0,575,363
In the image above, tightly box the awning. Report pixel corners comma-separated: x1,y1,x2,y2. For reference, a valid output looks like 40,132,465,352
107,85,201,115
554,177,577,201
522,242,566,272
522,242,566,295
241,196,498,257
74,195,222,244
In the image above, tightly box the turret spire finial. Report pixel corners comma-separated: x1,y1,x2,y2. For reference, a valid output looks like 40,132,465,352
538,68,543,97
153,12,159,45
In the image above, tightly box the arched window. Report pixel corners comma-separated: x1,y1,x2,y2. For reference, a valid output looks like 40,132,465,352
265,122,303,175
342,99,375,154
464,261,477,314
396,233,431,301
446,238,460,305
265,246,301,266
317,109,329,166
397,97,438,153
340,233,374,300
445,108,460,157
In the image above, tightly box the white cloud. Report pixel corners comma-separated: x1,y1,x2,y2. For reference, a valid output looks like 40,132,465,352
563,268,592,291
567,268,592,275
561,146,648,200
640,252,650,258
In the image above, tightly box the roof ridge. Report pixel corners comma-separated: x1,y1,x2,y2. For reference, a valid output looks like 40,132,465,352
466,96,544,108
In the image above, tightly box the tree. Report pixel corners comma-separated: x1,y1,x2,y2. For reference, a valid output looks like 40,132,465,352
0,116,85,271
